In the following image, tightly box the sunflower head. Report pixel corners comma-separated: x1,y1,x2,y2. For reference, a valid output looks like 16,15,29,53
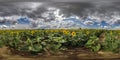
31,31,35,35
71,31,76,37
110,31,112,35
63,30,70,34
86,31,89,35
45,30,49,33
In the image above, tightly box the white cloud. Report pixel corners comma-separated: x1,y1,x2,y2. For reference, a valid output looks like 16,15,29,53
0,3,119,29
103,26,109,29
34,18,80,29
84,20,94,25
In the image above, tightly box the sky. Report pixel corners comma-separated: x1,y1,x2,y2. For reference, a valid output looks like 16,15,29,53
0,0,120,29
0,0,120,2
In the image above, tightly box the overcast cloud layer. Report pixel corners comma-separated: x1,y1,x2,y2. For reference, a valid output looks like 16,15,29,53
0,0,120,2
0,1,120,29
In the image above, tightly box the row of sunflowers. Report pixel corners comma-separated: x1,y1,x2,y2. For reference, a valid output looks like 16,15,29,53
0,29,120,55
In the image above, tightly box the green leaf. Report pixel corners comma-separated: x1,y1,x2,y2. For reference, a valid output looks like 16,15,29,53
92,44,101,52
86,39,94,45
30,44,43,52
0,40,3,48
20,45,29,51
53,37,66,43
51,43,61,52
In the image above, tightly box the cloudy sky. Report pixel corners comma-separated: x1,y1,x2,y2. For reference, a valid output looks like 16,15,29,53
0,0,120,29
0,0,119,2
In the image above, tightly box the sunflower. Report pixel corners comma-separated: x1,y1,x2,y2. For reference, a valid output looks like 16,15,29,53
16,31,19,35
86,31,89,35
45,30,49,33
10,32,14,35
31,31,35,35
54,30,59,32
71,31,76,37
63,30,70,34
110,31,112,35
50,30,54,32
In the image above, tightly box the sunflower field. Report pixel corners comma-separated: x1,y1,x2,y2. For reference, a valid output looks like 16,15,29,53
0,29,120,55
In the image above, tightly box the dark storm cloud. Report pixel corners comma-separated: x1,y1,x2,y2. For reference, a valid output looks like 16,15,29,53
46,2,120,18
0,0,120,2
0,3,20,16
0,2,94,17
0,2,43,17
50,2,94,17
0,0,119,29
0,0,120,19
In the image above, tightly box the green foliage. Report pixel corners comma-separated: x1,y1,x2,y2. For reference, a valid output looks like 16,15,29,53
0,40,4,48
102,34,120,53
0,29,119,54
85,36,101,52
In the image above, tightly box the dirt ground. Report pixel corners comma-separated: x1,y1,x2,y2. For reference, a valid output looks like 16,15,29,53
0,46,120,60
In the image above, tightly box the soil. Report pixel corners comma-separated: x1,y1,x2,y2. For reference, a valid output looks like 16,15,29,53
0,46,120,60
